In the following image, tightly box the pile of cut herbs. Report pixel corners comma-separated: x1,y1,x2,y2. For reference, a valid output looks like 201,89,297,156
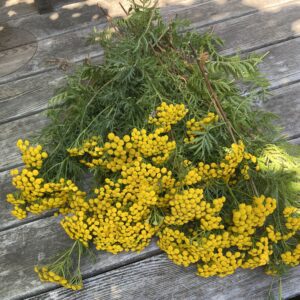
6,0,300,291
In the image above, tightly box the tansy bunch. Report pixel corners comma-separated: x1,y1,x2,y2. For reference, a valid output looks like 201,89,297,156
4,2,300,293
6,101,300,291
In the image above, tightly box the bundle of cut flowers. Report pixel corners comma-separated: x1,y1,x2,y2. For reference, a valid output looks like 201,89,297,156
6,0,300,290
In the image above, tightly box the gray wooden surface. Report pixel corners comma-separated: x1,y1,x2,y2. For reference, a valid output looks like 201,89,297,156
0,1,299,299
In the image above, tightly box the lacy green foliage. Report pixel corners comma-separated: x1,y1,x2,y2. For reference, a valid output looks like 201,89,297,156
8,0,300,288
35,0,300,240
36,0,279,182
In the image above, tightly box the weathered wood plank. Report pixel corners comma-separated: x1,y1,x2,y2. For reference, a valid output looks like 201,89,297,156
0,218,160,300
0,26,36,51
290,136,300,144
258,38,300,88
28,254,300,300
0,0,35,22
0,0,296,85
0,0,238,46
0,43,37,78
1,37,299,125
0,24,105,85
201,0,300,56
0,70,65,122
0,55,104,124
1,1,107,41
263,83,300,138
0,0,80,22
23,0,297,43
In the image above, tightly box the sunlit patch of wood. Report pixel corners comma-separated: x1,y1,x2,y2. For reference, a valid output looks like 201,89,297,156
4,0,34,8
242,0,300,13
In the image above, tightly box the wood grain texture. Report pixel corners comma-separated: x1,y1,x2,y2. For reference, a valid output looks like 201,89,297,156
0,24,105,85
201,0,300,56
0,42,37,78
0,55,104,124
1,0,295,44
0,26,36,51
258,38,300,88
263,82,300,138
0,218,160,300
0,0,35,22
290,136,300,144
2,1,107,41
0,71,65,122
0,0,92,22
28,254,300,300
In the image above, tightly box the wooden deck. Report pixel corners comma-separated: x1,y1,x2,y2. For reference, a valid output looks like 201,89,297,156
0,0,300,299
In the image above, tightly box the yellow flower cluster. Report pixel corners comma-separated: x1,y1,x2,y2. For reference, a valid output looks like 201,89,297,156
61,211,92,248
230,233,252,250
184,112,218,143
267,207,300,243
61,159,177,253
266,225,295,242
197,249,244,277
67,136,102,157
196,231,232,263
242,237,272,269
148,102,188,132
89,178,159,253
8,102,300,289
230,195,276,235
16,139,48,169
157,227,201,267
284,207,300,231
281,244,300,267
200,196,225,231
163,189,225,230
164,188,205,225
182,141,258,185
131,128,176,165
68,128,175,169
7,140,85,219
34,266,82,290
